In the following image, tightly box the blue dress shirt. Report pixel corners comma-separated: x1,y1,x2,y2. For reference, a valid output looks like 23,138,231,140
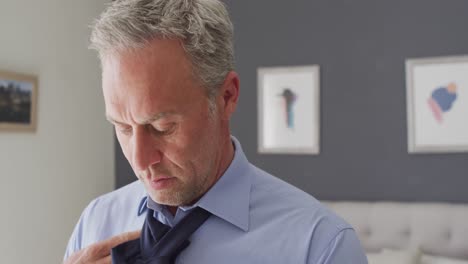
65,137,368,263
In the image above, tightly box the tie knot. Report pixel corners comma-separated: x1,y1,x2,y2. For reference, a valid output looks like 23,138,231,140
112,206,212,264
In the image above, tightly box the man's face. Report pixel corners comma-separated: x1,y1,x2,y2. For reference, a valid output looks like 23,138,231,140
102,39,225,206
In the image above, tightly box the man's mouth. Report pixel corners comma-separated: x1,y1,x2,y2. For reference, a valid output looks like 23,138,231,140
149,176,175,190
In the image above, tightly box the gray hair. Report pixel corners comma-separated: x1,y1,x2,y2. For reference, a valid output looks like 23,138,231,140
90,0,234,99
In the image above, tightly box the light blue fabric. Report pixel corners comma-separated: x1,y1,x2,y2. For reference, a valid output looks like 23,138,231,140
65,137,368,263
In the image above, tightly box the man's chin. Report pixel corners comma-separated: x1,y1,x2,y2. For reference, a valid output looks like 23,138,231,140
146,188,183,207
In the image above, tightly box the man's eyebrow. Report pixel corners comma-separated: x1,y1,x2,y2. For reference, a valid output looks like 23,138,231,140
105,112,178,125
105,115,120,124
106,115,131,126
140,112,177,124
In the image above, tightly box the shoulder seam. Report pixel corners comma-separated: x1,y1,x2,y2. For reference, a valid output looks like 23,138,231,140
309,227,355,264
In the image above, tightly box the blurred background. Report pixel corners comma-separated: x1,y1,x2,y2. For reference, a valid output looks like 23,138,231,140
0,1,113,263
1,0,467,263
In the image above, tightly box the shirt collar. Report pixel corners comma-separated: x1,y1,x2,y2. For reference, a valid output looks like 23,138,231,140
139,136,251,231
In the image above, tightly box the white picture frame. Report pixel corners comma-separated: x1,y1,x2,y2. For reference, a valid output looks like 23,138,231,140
406,55,468,153
257,65,320,154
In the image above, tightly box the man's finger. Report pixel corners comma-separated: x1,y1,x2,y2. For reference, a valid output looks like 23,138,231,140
63,230,141,264
93,255,112,264
101,230,141,250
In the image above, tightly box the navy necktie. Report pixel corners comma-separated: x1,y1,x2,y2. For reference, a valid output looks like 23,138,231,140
111,206,212,264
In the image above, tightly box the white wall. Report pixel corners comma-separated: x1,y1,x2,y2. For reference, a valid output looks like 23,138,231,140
0,1,113,263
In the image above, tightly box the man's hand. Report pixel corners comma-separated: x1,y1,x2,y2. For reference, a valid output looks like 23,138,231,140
64,230,141,264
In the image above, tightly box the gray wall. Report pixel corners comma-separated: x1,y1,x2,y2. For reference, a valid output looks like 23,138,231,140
116,0,468,202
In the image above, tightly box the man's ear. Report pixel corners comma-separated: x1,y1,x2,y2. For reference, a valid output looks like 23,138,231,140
218,71,240,120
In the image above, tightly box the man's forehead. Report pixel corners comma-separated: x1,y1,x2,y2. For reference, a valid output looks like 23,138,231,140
105,110,179,125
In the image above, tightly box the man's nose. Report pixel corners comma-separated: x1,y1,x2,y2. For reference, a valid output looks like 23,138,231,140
131,126,162,172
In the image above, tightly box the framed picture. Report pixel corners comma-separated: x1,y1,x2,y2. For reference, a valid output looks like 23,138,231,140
0,70,38,132
406,55,468,153
258,65,320,154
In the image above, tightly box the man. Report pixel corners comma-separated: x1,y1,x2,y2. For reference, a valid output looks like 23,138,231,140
64,0,368,263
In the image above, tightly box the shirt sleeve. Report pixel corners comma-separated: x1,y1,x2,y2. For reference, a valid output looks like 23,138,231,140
63,199,98,261
311,228,368,264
